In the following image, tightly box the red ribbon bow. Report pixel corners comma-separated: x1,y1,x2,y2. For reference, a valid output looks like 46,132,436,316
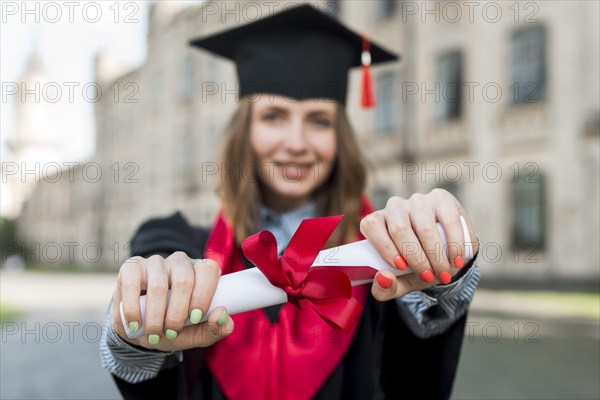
241,215,363,334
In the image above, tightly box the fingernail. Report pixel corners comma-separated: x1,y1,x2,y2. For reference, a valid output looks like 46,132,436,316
439,271,452,285
148,334,160,345
420,270,435,283
128,321,139,333
454,256,464,268
190,308,203,324
165,329,178,341
376,273,394,289
394,255,408,270
217,310,229,327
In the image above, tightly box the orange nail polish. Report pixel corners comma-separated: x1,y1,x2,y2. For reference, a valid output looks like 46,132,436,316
454,256,464,269
420,270,435,283
376,274,393,289
439,271,451,285
394,255,408,270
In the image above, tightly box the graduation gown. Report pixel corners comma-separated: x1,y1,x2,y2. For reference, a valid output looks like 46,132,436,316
111,212,469,400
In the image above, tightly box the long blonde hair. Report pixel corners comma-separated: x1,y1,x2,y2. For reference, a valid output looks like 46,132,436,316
217,97,367,246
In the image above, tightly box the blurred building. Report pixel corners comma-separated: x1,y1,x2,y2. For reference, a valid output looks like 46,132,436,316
19,162,103,266
18,0,599,283
1,50,64,218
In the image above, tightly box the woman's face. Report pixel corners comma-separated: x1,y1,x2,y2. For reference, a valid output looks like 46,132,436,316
249,95,337,211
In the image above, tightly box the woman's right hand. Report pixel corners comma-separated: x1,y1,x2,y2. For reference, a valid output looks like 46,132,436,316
111,251,234,352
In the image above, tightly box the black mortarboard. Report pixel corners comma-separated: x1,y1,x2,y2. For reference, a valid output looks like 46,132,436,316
189,4,399,107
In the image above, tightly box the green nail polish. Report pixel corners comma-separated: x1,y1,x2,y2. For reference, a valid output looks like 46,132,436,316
217,310,228,327
165,329,178,340
190,308,203,324
129,321,139,333
148,334,160,345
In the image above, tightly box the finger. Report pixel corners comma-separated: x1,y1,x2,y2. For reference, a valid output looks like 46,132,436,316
408,194,451,284
372,270,399,301
144,255,169,346
359,211,406,270
111,285,125,339
117,257,145,337
135,306,234,352
436,206,466,272
189,259,222,324
384,200,435,283
188,306,234,348
371,270,428,301
163,252,195,341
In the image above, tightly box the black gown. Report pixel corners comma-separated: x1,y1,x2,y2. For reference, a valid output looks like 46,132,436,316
110,212,471,400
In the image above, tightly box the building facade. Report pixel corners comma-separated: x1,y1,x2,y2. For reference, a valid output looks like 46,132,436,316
18,1,600,283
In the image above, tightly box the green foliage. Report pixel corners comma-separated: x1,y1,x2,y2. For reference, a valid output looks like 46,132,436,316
0,217,21,262
0,303,21,323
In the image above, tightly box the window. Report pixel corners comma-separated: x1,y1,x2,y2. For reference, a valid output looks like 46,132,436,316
511,25,546,104
205,58,217,85
511,171,546,250
371,187,391,210
152,70,164,109
206,123,219,162
436,51,463,120
148,143,160,189
180,55,194,102
178,124,196,193
375,71,398,134
377,0,397,19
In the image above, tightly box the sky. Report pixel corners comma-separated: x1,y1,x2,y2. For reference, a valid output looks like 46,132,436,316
1,1,152,163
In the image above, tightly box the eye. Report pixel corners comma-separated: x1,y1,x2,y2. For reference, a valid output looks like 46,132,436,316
312,117,332,127
262,112,282,121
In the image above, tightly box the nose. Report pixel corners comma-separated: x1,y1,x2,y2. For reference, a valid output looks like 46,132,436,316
283,118,308,154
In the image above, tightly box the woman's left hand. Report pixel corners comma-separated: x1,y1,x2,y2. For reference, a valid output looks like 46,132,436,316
359,188,479,301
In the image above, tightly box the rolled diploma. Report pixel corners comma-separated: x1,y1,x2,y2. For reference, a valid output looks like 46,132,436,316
121,216,473,339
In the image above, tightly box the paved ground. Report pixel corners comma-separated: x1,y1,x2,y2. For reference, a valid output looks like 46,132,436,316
1,272,120,399
453,314,599,399
1,271,598,399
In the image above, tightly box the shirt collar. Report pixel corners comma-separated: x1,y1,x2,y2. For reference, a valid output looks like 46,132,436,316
258,200,317,226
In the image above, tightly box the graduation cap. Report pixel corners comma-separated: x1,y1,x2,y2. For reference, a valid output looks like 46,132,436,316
190,4,399,108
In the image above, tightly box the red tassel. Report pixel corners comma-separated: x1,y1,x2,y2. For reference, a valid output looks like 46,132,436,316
361,64,375,108
361,34,375,108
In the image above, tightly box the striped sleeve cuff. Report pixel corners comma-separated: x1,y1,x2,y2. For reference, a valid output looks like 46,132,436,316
394,252,481,339
99,302,182,384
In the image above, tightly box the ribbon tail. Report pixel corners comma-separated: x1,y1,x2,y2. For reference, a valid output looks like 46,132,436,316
308,298,363,335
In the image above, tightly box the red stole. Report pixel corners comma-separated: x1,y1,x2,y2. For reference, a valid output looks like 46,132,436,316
203,197,375,399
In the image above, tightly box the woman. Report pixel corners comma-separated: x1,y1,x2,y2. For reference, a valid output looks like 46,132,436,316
101,4,480,399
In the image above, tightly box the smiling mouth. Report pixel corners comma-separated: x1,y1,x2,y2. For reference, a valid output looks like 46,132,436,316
273,161,316,169
272,161,316,181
